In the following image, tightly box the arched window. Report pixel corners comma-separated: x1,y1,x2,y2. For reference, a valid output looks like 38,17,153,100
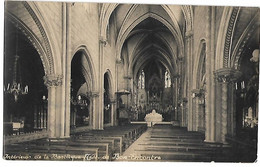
138,70,145,89
165,70,171,88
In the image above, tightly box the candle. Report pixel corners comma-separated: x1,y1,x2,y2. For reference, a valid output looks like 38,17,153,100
18,83,20,89
241,81,245,89
25,85,28,93
235,83,238,90
7,83,10,90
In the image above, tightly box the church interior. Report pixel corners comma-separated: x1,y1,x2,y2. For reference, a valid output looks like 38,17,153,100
3,1,259,162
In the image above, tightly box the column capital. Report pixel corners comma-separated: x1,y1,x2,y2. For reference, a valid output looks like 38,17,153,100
191,89,200,98
173,74,181,79
89,91,99,98
116,59,122,64
124,75,132,80
185,30,193,38
182,97,188,103
214,68,242,83
177,57,184,62
43,74,63,87
99,36,107,46
110,98,116,104
191,89,205,100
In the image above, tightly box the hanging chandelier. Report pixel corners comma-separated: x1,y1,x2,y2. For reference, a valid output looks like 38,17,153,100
4,57,29,102
71,95,88,108
104,103,110,110
4,25,28,102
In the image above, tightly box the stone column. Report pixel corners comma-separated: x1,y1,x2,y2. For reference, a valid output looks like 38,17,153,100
228,72,241,137
91,91,100,129
198,92,206,132
110,98,116,126
191,89,201,131
43,74,62,138
204,6,217,142
60,2,67,138
185,30,194,131
210,6,216,143
99,38,106,130
215,68,241,144
229,82,235,136
71,108,76,128
124,75,132,107
115,59,122,126
64,2,72,138
173,74,180,121
85,92,92,128
182,98,188,127
177,57,184,125
174,79,178,121
179,100,184,127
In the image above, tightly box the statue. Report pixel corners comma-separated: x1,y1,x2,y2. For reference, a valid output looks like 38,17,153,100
144,109,163,127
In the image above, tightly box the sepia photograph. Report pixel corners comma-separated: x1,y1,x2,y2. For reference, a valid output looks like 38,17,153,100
1,0,259,164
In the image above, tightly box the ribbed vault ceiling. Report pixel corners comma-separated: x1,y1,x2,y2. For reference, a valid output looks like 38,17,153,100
110,4,185,80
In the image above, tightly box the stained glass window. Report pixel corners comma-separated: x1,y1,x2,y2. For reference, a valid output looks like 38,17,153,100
138,70,145,89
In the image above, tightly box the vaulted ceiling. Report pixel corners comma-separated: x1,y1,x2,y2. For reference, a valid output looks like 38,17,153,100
108,4,186,80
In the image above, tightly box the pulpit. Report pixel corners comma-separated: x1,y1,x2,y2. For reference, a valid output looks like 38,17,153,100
119,109,129,125
144,109,163,127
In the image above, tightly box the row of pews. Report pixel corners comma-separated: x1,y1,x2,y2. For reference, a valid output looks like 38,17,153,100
4,124,147,161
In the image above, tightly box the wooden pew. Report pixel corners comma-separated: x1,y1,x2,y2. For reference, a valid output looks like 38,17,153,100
74,137,115,153
4,125,147,161
4,143,99,161
72,124,146,155
78,133,123,155
28,139,110,161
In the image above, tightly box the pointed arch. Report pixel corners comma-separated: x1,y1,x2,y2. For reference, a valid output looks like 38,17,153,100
216,7,240,69
231,13,260,69
193,39,206,89
71,45,97,91
5,10,57,75
104,69,115,99
181,5,193,32
23,1,61,74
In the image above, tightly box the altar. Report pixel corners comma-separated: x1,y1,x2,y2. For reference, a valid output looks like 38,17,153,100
144,109,163,127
